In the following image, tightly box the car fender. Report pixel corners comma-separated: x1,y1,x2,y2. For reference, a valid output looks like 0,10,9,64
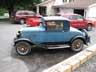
14,38,33,45
70,36,86,45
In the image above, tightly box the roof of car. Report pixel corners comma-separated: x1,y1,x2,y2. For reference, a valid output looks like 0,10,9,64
16,10,35,15
57,13,81,16
42,16,69,21
56,13,82,18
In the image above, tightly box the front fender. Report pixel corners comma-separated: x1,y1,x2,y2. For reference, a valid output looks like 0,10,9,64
14,38,33,45
70,36,86,45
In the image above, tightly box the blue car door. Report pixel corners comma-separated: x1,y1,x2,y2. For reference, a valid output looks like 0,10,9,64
44,21,71,43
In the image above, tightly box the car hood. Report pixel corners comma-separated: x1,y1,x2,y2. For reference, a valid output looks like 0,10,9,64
20,26,45,32
70,27,82,33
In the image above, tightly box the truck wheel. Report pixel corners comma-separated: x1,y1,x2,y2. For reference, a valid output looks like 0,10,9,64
20,19,25,24
71,39,84,52
87,24,92,31
15,41,31,56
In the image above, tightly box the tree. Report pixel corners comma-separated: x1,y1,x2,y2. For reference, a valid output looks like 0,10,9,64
0,0,41,17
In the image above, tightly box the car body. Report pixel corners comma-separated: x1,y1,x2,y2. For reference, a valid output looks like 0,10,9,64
56,13,95,31
86,17,96,27
14,16,90,56
10,10,35,24
26,16,41,26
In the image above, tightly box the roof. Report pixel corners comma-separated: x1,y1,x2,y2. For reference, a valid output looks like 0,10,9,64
53,0,96,9
36,0,55,6
42,16,69,21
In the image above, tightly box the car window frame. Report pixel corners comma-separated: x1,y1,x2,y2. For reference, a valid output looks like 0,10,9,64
69,15,84,21
45,20,64,32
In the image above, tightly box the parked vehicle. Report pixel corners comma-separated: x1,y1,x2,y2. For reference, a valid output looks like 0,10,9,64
86,17,96,27
56,13,95,31
14,16,90,56
26,16,41,26
10,10,35,24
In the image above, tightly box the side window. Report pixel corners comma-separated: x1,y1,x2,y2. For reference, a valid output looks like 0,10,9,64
69,15,77,20
17,13,23,15
77,15,84,20
24,12,29,15
46,21,64,31
69,15,84,20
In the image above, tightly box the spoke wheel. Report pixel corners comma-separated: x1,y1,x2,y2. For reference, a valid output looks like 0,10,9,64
15,41,31,56
71,39,84,52
87,24,92,31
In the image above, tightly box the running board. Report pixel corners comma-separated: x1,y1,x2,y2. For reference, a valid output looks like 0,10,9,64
47,45,70,49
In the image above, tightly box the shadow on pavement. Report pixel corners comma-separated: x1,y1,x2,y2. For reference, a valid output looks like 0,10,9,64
11,47,76,72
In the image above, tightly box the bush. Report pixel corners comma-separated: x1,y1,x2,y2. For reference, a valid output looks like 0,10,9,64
0,8,8,16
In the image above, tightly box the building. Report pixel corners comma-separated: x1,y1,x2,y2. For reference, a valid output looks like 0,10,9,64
53,0,96,17
36,0,71,16
37,0,96,17
86,3,96,18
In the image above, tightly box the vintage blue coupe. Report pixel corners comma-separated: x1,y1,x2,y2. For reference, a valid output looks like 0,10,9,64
14,16,90,55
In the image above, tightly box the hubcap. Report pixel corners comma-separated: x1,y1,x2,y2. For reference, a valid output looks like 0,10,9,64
74,42,81,49
16,43,30,55
88,25,92,31
71,39,83,51
20,19,25,24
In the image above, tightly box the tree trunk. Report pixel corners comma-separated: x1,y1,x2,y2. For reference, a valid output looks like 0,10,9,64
7,5,14,22
8,7,14,18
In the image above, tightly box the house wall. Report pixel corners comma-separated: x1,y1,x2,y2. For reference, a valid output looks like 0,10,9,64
58,8,86,17
46,0,71,15
37,0,75,16
46,1,55,16
54,0,65,5
86,3,96,18
59,8,73,13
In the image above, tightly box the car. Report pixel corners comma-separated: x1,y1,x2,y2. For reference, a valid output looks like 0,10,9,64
86,17,96,27
56,13,95,31
10,10,35,24
26,16,41,26
14,16,90,56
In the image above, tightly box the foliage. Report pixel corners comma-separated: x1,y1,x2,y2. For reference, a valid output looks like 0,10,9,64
0,8,8,16
0,0,41,16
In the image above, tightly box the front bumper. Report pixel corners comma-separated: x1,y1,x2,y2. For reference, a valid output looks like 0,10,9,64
13,37,18,46
86,36,90,44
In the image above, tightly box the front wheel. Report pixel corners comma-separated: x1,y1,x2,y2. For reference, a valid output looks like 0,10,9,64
86,24,93,31
15,41,31,56
71,39,84,52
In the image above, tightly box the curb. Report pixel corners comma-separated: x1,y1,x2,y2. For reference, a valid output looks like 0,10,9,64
43,44,96,72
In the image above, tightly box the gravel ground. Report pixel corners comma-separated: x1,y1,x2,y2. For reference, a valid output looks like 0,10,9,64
0,23,76,72
0,22,96,72
73,27,96,72
73,56,96,72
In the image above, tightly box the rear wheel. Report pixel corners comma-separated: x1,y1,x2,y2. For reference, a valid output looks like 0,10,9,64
71,39,84,52
87,24,93,31
20,19,25,24
15,41,31,56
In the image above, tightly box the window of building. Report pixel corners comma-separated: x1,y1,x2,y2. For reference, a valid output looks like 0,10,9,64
55,8,60,13
63,0,67,2
69,0,74,2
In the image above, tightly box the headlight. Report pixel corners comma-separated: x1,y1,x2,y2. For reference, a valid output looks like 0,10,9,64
80,29,88,37
16,31,21,38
